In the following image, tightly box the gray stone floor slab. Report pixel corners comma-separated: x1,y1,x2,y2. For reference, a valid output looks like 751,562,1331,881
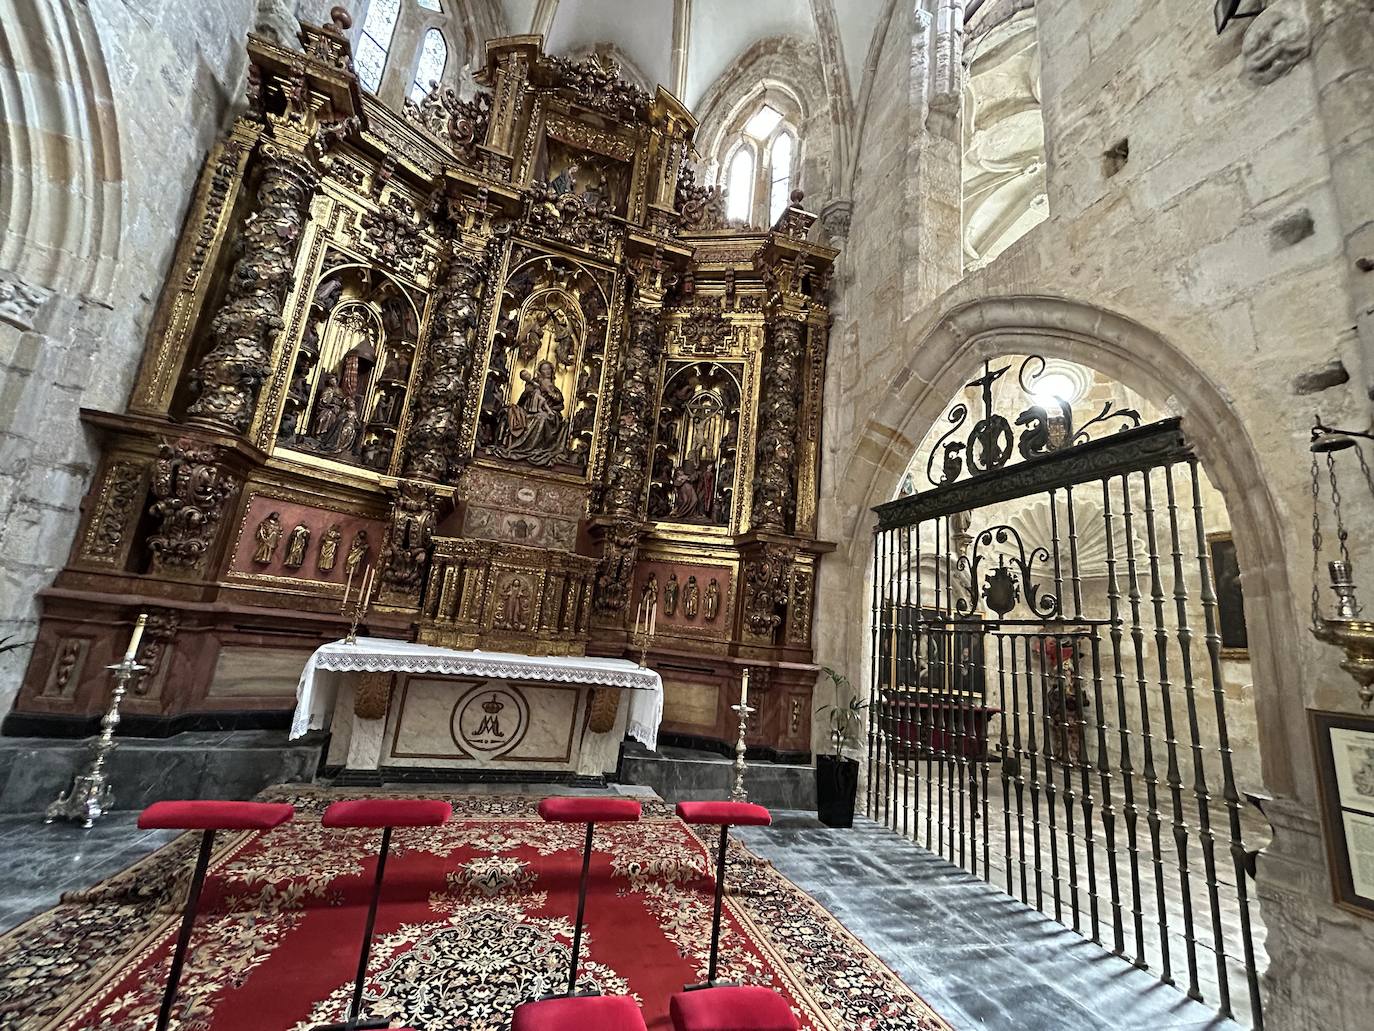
738,812,1241,1031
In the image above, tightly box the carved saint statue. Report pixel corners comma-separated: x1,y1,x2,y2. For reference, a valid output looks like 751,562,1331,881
643,572,658,609
310,373,346,443
496,576,531,631
705,577,720,621
318,524,342,572
664,572,679,617
252,511,283,564
494,360,567,465
345,529,370,576
683,576,699,619
284,523,310,569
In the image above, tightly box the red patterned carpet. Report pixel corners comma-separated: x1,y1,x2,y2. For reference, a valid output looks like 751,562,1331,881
0,791,952,1031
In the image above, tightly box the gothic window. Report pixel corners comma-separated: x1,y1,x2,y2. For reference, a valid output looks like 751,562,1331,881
355,0,402,93
713,94,802,228
410,28,448,101
725,146,754,224
769,131,794,223
416,0,442,9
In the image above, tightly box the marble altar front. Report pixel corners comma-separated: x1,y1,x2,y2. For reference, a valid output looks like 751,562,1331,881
294,638,662,781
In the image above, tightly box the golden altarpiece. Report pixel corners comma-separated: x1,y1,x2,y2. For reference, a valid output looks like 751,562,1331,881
8,15,837,762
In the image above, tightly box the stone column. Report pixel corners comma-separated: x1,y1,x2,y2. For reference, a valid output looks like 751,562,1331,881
751,314,805,533
185,147,317,433
402,244,492,482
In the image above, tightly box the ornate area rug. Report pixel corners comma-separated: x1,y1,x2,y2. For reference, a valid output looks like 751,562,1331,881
0,790,952,1031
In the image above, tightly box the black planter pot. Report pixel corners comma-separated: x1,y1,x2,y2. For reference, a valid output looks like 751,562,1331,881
815,754,859,828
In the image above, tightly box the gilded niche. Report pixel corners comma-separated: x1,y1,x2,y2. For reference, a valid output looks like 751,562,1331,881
648,361,741,527
478,251,611,473
277,259,425,474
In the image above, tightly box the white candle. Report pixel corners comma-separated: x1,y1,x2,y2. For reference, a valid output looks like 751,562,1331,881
740,667,749,707
648,597,656,638
362,565,375,610
343,564,354,610
123,613,148,662
635,596,645,639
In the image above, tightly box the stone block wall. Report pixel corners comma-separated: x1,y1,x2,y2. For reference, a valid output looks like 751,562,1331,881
0,0,285,711
817,0,1374,1026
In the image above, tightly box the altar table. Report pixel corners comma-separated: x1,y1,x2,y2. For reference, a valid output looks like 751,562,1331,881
292,638,663,780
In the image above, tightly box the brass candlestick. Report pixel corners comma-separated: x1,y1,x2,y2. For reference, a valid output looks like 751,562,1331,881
343,564,375,645
47,615,148,828
730,702,755,803
730,667,754,803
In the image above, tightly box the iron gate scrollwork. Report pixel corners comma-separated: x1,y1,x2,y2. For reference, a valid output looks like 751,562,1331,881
868,357,1265,1028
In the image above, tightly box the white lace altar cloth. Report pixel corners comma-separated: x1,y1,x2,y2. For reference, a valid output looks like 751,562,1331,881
291,637,663,751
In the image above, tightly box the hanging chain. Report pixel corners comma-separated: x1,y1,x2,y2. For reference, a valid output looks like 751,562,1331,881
1354,442,1374,504
1327,452,1352,564
1311,452,1324,626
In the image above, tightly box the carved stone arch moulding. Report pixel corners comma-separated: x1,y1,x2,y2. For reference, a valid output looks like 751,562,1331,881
845,295,1306,800
0,0,122,309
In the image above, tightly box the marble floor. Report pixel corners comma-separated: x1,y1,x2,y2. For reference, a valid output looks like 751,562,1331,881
738,812,1240,1031
0,796,1238,1030
0,812,179,932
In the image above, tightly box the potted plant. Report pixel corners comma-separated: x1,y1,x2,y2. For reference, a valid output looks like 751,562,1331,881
814,666,869,828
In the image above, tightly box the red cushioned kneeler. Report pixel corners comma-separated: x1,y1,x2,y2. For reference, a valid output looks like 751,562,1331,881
537,795,642,824
314,799,453,1030
320,798,452,828
138,801,295,1031
512,994,648,1031
675,801,774,987
138,800,295,831
669,985,799,1031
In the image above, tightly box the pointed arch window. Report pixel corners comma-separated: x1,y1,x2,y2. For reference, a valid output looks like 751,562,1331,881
355,0,402,93
416,0,443,10
769,131,794,223
725,146,755,224
410,29,449,101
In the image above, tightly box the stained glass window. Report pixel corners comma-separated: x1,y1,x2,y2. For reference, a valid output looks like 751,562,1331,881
410,29,448,101
355,0,401,93
726,146,754,224
769,132,793,223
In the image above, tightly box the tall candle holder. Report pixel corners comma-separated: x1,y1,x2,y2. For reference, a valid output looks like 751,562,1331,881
635,594,657,667
47,614,148,828
730,667,754,803
343,564,375,646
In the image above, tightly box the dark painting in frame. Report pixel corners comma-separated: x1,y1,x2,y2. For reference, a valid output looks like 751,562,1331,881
1310,709,1374,918
1208,531,1248,658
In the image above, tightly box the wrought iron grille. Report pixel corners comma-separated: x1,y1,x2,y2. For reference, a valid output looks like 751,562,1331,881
868,359,1265,1027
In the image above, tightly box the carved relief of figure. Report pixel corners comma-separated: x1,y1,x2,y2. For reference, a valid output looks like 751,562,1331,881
345,529,370,576
310,373,346,442
252,511,283,564
318,524,341,571
664,572,679,617
496,576,531,631
683,576,699,619
643,572,658,609
493,359,567,465
705,578,720,621
284,523,310,569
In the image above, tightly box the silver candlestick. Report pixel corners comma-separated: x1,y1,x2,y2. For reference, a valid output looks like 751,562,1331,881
730,702,755,803
47,615,148,828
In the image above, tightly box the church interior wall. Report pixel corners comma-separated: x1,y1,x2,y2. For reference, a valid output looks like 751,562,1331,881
819,0,1374,1025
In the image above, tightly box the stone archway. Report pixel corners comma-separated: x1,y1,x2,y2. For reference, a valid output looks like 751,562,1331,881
820,295,1307,803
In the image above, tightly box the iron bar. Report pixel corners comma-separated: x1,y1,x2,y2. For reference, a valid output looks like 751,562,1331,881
1165,464,1231,1017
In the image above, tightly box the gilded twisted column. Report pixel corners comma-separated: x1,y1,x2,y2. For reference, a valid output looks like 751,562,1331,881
185,147,317,432
403,246,492,482
751,315,805,532
604,304,665,516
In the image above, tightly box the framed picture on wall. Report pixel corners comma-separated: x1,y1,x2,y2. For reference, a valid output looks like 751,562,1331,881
1310,710,1374,918
1207,531,1248,658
